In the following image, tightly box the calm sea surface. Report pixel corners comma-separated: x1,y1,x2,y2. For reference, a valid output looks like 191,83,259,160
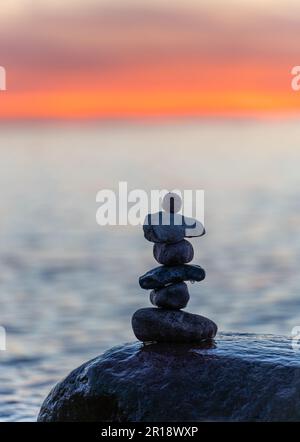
1,120,300,420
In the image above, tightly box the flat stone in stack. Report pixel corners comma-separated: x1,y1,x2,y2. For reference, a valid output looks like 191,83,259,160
143,212,205,243
139,264,205,289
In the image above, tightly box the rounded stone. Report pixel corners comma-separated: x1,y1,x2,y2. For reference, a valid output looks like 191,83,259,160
162,192,182,213
38,335,300,422
150,282,190,309
139,264,205,290
132,308,217,343
153,240,194,265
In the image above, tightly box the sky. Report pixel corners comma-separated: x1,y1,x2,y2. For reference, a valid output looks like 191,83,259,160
1,0,300,120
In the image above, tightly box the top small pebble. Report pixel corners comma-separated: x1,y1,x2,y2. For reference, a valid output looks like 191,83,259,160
162,192,182,213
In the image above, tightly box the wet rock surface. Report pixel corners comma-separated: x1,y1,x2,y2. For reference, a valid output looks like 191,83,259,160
38,333,300,422
139,264,205,290
132,308,217,342
150,282,189,309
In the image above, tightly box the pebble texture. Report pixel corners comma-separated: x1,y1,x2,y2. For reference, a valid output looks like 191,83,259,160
139,264,205,289
153,240,194,265
132,308,217,342
38,334,300,422
150,282,189,309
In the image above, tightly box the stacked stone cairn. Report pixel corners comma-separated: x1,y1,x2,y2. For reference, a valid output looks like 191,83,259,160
132,193,217,343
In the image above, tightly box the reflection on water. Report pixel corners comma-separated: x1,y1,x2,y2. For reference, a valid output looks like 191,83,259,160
0,120,300,420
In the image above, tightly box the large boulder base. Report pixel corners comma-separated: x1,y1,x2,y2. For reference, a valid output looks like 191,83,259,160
38,333,300,422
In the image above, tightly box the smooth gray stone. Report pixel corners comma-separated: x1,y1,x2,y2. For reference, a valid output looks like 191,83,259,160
150,282,189,309
162,192,182,213
132,308,217,343
38,333,300,422
143,212,205,244
153,240,194,265
139,264,205,289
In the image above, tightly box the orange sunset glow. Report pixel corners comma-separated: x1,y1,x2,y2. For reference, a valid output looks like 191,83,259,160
1,0,300,120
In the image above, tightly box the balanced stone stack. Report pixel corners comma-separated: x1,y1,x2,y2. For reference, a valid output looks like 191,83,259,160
132,193,217,343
